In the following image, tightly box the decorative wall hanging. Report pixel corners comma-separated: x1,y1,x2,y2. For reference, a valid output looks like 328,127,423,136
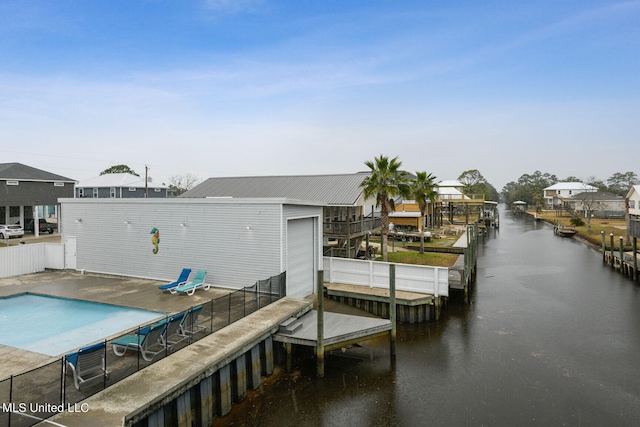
150,228,160,254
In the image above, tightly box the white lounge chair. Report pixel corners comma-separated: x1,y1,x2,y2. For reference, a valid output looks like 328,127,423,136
65,342,110,390
112,322,166,362
179,305,207,337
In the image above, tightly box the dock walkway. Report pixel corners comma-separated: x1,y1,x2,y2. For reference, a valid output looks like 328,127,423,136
274,310,391,352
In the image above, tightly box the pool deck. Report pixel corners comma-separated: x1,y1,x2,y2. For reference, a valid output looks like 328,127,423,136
1,270,382,426
0,270,233,380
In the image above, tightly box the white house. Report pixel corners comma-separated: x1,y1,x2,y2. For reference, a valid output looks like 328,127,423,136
627,185,640,219
543,182,597,209
59,198,323,298
627,185,640,239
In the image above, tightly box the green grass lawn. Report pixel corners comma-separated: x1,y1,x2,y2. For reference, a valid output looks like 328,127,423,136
379,251,458,267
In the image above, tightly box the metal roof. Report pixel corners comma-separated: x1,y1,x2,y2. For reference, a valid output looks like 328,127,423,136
0,162,75,182
544,182,597,191
181,173,372,205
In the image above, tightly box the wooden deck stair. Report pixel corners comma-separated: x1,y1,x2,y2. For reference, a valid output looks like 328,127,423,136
279,317,303,334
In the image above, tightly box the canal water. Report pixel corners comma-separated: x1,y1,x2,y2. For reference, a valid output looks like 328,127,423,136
224,207,640,426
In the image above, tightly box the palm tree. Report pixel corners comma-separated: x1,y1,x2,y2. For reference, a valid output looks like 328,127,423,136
413,171,438,254
360,155,411,262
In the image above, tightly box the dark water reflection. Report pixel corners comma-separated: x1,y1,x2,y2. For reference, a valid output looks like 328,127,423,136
224,208,640,426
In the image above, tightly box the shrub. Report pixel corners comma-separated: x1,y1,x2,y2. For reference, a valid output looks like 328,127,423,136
570,217,585,227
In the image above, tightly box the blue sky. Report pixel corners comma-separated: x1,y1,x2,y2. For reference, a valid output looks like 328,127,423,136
1,0,638,191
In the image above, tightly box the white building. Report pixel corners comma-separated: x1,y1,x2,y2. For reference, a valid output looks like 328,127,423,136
627,185,640,239
543,182,597,209
59,198,323,298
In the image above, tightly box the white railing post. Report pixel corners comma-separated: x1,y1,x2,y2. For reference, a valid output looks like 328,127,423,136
369,260,374,288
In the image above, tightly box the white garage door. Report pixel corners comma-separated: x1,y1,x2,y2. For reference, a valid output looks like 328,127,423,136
287,218,315,298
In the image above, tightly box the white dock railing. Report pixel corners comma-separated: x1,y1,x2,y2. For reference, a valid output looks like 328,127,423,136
0,243,65,278
323,257,449,297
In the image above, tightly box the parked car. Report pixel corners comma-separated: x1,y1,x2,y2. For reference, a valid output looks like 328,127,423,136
24,218,57,234
0,224,24,239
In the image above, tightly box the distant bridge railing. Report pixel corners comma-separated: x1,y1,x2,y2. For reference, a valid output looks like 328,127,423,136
323,257,448,297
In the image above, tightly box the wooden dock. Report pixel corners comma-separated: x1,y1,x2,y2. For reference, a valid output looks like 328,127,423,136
601,232,639,282
274,310,391,352
324,282,443,322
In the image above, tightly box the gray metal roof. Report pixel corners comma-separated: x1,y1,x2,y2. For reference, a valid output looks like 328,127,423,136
181,173,372,205
0,162,76,182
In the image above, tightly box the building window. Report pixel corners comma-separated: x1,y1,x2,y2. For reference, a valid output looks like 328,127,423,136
78,188,84,197
93,188,98,198
631,200,636,209
154,188,161,192
6,180,18,186
54,182,64,187
557,190,561,195
129,187,136,192
110,187,116,198
569,190,572,195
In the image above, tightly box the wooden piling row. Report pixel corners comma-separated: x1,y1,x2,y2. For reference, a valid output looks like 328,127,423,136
601,231,639,282
325,294,445,323
138,338,274,427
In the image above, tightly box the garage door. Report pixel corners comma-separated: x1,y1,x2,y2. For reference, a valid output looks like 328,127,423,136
287,218,315,298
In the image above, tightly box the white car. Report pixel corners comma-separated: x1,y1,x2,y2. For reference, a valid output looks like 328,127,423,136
0,224,24,239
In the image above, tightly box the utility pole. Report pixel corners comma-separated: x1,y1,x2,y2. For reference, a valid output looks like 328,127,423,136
145,165,149,198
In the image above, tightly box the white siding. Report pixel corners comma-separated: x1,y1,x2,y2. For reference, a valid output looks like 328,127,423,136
60,198,321,291
282,204,322,296
286,218,315,298
629,188,640,217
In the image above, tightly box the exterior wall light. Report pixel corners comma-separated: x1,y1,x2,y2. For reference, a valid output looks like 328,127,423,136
246,225,252,230
75,218,82,223
180,222,187,227
124,220,131,225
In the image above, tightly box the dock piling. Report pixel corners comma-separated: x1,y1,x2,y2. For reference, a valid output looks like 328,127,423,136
390,264,396,358
317,270,325,378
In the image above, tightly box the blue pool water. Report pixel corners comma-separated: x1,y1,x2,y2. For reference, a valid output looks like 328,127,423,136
0,294,165,356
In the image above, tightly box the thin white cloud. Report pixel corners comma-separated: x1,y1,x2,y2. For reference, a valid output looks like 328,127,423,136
202,0,265,15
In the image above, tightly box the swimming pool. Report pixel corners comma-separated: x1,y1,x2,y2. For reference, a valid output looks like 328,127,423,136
0,294,165,357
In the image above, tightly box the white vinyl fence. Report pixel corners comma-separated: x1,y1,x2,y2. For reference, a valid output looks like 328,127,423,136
323,256,449,297
0,243,65,278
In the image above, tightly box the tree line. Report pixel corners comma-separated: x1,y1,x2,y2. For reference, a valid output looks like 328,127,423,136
500,171,639,207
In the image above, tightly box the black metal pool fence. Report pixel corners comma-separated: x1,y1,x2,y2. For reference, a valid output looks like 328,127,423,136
0,271,286,427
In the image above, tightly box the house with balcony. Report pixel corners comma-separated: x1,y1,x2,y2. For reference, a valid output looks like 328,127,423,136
627,185,640,239
543,182,597,210
181,173,381,258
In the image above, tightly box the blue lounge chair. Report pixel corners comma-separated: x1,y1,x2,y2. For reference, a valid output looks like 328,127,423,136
65,342,110,390
170,270,210,296
158,268,191,291
179,305,207,337
112,322,166,361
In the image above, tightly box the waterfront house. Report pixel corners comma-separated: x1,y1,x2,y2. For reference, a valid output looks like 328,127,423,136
627,185,640,238
0,162,75,232
181,174,381,259
566,191,626,219
543,182,597,209
75,173,169,198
